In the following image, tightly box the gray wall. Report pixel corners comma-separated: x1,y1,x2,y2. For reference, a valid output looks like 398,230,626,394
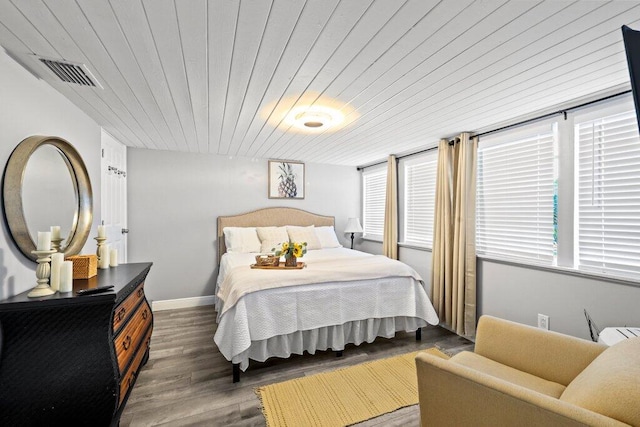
0,48,102,299
127,148,360,302
478,259,640,340
361,239,640,341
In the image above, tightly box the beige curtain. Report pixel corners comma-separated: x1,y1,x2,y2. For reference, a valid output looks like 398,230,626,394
431,133,477,337
383,155,398,259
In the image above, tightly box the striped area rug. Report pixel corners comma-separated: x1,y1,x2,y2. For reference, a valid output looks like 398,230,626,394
256,347,449,427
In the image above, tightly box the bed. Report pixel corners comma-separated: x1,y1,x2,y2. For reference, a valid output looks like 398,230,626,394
213,207,439,382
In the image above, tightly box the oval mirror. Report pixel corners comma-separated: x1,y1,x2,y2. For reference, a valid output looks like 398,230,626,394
3,136,93,262
23,145,78,247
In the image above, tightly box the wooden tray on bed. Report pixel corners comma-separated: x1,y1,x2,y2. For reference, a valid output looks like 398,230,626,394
250,262,306,270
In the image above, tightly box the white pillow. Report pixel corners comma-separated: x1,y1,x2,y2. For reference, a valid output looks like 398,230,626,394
256,226,290,253
315,226,342,248
287,225,321,250
223,227,261,253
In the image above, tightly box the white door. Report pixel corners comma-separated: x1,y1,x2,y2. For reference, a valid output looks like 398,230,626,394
101,130,127,263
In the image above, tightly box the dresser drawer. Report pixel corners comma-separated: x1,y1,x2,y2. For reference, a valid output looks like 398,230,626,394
114,300,152,374
119,326,152,405
113,282,145,333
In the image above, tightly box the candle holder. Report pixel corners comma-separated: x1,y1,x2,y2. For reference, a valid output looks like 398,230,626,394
94,237,108,269
95,236,106,258
51,237,64,252
28,249,57,298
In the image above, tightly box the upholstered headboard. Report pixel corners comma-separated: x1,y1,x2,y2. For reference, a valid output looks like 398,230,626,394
217,207,335,263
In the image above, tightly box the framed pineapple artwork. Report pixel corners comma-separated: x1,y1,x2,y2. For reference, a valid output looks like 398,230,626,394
268,160,305,199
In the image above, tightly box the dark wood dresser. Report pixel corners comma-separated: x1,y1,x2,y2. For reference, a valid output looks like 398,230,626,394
0,262,153,426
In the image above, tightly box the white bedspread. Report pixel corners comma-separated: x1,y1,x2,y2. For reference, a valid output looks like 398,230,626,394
217,251,423,315
214,248,439,370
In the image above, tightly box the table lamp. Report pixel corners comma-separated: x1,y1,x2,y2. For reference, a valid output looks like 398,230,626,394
344,217,363,250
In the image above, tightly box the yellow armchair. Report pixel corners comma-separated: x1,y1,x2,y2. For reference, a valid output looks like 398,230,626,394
416,315,640,426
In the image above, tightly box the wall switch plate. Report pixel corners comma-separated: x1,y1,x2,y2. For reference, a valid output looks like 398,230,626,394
538,314,550,330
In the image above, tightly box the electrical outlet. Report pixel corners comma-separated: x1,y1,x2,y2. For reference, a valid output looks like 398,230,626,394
538,314,549,330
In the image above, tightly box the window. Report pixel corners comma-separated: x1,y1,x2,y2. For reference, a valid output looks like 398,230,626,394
403,151,438,247
476,123,557,264
576,109,640,278
361,94,640,283
362,167,386,241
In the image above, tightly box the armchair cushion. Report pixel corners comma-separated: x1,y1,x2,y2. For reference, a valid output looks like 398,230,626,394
560,337,640,426
450,351,566,398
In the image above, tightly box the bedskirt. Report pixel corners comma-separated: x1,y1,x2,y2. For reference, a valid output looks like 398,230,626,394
225,316,428,371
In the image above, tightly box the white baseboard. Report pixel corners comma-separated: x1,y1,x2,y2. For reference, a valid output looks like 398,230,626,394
152,295,216,311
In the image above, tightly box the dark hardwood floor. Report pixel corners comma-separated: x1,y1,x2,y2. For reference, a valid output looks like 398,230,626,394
120,306,474,427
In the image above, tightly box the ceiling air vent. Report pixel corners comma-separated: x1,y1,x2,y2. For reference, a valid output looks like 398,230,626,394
36,57,102,88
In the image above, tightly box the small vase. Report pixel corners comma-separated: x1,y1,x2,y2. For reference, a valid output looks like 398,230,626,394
285,255,297,267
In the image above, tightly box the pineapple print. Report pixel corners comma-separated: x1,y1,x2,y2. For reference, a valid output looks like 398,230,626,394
278,162,297,198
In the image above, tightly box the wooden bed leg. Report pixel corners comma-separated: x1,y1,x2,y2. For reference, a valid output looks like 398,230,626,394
232,363,240,383
416,328,422,341
336,350,343,357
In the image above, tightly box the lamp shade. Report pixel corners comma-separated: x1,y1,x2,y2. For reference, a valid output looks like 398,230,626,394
344,217,363,233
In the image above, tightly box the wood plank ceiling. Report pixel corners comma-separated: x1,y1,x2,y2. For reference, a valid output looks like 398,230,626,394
0,0,639,166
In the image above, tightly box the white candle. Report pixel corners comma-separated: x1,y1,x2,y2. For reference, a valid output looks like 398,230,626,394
59,261,73,292
110,248,118,267
50,226,61,240
99,244,110,269
37,231,51,251
50,253,64,291
97,225,106,238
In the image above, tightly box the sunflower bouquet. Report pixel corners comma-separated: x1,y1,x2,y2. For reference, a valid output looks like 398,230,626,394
272,241,307,264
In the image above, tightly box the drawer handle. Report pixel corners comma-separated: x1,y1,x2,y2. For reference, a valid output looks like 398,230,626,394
137,288,143,298
116,307,126,322
142,309,148,320
123,335,132,351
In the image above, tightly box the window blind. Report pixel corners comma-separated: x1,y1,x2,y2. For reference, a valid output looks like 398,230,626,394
476,126,557,264
576,110,640,278
404,152,438,247
362,168,387,240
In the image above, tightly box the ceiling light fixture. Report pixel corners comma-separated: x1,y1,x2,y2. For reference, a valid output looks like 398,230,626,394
285,105,345,132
